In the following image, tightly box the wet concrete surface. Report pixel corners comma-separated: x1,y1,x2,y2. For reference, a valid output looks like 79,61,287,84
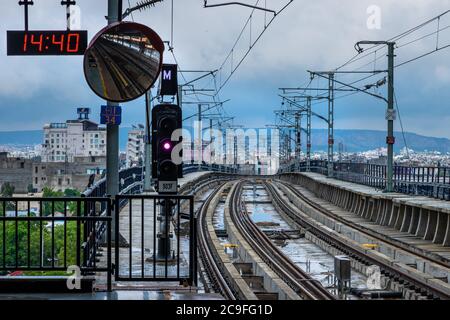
0,291,223,300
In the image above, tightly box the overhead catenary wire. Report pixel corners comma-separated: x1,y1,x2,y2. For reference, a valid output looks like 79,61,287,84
215,0,294,94
302,11,450,107
280,10,450,164
394,91,410,160
336,10,450,71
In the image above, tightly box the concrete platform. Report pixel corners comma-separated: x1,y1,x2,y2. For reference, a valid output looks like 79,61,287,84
279,172,450,250
96,171,221,289
301,172,450,214
290,182,450,264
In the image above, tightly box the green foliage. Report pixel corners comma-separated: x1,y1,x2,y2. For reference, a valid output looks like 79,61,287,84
0,220,84,275
1,182,15,197
0,187,86,275
1,183,16,211
64,189,80,197
41,187,82,216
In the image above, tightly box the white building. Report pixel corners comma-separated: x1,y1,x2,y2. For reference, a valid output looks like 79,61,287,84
126,125,145,167
42,109,106,162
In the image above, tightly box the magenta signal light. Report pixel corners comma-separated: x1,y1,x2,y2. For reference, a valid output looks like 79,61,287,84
163,142,171,150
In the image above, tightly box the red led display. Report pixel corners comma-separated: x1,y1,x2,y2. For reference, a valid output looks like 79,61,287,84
7,30,87,56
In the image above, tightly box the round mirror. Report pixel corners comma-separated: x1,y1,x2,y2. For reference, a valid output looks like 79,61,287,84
83,22,164,102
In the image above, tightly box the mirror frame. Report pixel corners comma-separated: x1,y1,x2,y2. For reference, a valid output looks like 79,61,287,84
83,21,165,103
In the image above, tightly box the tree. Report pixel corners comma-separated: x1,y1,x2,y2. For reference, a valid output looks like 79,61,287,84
0,188,85,276
1,182,16,211
42,187,64,216
64,189,80,197
1,182,15,197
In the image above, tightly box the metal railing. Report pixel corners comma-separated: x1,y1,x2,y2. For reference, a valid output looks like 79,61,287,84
0,162,229,292
83,166,143,198
279,160,450,200
114,194,196,283
0,197,112,290
182,163,238,175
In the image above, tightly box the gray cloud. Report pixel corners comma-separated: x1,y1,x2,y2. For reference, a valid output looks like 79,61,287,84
0,0,449,139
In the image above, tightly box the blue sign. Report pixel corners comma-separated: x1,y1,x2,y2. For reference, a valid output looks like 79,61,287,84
100,105,122,125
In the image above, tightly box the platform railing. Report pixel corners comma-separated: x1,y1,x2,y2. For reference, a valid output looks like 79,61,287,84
0,197,113,290
114,194,196,283
279,160,450,200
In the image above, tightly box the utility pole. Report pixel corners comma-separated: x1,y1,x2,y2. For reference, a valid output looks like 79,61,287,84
107,0,121,241
144,90,152,191
61,0,76,30
209,118,213,170
295,113,301,170
327,73,335,178
234,135,237,173
354,41,396,192
19,0,33,31
280,83,332,174
306,96,312,172
386,42,395,192
197,104,202,170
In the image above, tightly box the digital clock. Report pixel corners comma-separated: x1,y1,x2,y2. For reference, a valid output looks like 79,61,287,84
7,30,88,56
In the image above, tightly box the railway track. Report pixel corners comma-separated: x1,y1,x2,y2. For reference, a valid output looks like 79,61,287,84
196,183,237,300
264,180,450,300
277,179,450,269
229,181,336,300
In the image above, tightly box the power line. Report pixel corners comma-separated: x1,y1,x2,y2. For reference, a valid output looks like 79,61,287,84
336,10,450,71
215,0,294,94
393,90,410,159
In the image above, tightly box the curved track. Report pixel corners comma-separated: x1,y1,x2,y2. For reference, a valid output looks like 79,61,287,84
277,179,450,269
229,180,336,300
197,183,237,300
264,180,450,300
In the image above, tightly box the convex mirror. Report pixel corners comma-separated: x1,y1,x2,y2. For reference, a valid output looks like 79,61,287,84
84,22,164,102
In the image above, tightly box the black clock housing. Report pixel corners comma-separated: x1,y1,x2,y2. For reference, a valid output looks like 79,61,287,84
7,30,88,56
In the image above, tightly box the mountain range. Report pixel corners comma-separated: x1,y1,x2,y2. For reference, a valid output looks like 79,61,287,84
0,128,449,153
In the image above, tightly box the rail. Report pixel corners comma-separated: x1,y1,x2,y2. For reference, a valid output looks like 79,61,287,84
264,180,450,299
196,182,237,299
230,181,335,300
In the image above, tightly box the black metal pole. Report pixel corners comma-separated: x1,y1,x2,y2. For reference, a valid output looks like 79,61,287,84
19,0,34,31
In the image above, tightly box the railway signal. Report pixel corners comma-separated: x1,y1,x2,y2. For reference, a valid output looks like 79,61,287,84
152,104,183,194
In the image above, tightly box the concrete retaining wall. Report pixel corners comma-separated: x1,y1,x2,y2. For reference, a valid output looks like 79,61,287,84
279,173,450,248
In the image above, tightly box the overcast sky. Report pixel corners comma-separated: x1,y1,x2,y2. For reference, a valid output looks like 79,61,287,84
0,0,449,138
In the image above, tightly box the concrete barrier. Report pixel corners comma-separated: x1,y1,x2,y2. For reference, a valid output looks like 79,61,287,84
278,172,450,247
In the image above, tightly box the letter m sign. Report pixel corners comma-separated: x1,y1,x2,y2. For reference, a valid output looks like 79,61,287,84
160,64,178,96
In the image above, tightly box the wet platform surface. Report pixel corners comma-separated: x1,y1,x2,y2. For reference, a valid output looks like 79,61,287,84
96,172,213,288
0,291,223,300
